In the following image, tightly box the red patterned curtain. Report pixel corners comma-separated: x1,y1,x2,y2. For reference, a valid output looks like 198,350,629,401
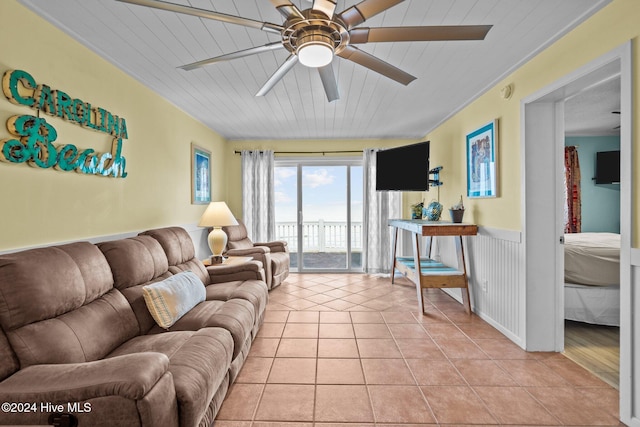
564,146,581,233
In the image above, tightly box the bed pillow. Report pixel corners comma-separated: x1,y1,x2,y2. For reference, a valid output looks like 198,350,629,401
142,271,205,329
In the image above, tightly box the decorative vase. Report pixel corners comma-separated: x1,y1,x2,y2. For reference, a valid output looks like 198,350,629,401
423,200,443,221
449,208,465,223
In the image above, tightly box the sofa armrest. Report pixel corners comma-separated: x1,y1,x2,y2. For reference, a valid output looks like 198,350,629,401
207,260,265,283
254,241,288,253
0,352,170,402
226,247,270,256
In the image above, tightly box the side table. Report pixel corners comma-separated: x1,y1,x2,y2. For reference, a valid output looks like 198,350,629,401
203,256,253,268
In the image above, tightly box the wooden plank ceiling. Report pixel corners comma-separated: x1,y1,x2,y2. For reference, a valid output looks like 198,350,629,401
19,0,609,140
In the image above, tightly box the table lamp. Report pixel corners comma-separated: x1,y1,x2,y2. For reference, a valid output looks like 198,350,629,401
198,201,239,264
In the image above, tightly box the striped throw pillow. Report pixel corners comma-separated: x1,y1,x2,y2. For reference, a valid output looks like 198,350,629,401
142,271,206,329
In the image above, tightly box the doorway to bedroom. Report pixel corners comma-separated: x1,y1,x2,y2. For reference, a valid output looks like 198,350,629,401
562,89,621,387
522,42,632,422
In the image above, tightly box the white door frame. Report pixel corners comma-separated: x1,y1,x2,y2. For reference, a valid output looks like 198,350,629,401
521,41,633,424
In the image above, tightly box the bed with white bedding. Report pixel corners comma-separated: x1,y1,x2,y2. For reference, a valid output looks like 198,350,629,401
564,232,620,326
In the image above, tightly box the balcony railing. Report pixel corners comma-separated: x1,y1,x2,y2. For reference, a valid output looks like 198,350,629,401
276,220,362,253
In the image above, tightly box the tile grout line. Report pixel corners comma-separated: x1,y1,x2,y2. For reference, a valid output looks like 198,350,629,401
383,311,439,424
247,274,621,426
415,298,565,426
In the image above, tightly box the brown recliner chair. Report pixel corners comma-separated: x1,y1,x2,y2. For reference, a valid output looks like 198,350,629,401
223,221,290,290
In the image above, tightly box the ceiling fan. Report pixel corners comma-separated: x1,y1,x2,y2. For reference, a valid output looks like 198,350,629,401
116,0,492,102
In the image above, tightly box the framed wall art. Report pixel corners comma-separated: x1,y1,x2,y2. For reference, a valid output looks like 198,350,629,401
191,143,211,204
466,120,498,198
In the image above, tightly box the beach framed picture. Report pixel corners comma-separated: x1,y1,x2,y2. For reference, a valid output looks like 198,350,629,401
191,143,211,204
466,120,498,198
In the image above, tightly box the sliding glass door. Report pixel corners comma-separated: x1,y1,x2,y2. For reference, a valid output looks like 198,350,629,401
275,158,362,272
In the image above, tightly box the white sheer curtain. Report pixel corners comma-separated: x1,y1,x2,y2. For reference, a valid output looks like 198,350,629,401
362,149,401,274
241,150,275,242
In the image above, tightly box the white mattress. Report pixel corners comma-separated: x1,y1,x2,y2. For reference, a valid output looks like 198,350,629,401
565,283,620,326
564,232,620,286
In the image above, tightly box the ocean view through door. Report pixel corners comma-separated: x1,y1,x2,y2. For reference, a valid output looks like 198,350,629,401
275,159,363,272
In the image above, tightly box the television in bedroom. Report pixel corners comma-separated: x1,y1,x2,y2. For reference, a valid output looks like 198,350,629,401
376,141,430,191
594,150,620,184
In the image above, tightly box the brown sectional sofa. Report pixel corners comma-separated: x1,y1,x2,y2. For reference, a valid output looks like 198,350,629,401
0,226,269,427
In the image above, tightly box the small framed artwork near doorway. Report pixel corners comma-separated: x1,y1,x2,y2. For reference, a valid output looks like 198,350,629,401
466,119,498,198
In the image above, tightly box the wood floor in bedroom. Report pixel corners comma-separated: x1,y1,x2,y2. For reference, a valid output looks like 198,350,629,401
564,320,620,389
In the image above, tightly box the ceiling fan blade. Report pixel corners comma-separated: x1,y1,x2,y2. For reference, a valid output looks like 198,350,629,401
338,0,404,28
116,0,282,33
350,25,493,43
313,0,338,18
256,55,299,97
338,45,415,85
269,0,305,20
179,42,284,71
318,64,340,102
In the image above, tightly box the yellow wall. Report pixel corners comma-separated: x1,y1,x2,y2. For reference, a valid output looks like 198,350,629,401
0,1,226,251
422,0,640,235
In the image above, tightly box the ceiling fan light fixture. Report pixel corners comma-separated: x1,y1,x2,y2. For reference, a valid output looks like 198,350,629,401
297,32,334,68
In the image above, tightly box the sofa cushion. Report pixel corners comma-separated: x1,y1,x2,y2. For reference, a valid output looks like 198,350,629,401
205,280,268,317
223,221,256,251
223,221,248,241
142,271,206,329
9,289,139,368
0,242,114,329
99,237,174,334
109,328,233,427
99,236,169,291
140,227,196,265
0,329,18,382
227,239,254,250
0,242,139,368
148,298,255,359
268,251,290,288
139,227,209,285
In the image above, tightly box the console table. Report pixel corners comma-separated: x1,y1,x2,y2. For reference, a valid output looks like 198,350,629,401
389,219,478,315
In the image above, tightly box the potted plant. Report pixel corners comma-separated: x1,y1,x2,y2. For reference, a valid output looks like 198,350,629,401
449,196,465,223
411,202,424,219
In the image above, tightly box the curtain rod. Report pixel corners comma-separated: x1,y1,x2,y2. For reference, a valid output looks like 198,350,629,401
234,150,364,155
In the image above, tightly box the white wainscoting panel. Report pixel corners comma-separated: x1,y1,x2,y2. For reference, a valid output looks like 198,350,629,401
190,226,213,261
434,226,525,347
0,224,211,260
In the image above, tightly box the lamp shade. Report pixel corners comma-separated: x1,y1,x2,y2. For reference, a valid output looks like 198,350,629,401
198,202,239,227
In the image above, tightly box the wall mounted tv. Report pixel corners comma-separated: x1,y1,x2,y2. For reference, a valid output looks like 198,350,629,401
376,141,430,191
594,150,620,184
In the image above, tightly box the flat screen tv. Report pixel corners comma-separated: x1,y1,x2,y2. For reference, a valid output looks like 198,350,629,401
376,141,430,191
595,150,620,184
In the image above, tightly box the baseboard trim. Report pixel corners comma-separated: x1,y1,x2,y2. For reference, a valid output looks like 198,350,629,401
441,288,526,349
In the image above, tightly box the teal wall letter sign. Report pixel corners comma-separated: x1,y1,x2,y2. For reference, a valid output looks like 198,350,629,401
1,69,129,178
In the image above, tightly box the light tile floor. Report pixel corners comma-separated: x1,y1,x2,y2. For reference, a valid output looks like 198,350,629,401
215,273,623,426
